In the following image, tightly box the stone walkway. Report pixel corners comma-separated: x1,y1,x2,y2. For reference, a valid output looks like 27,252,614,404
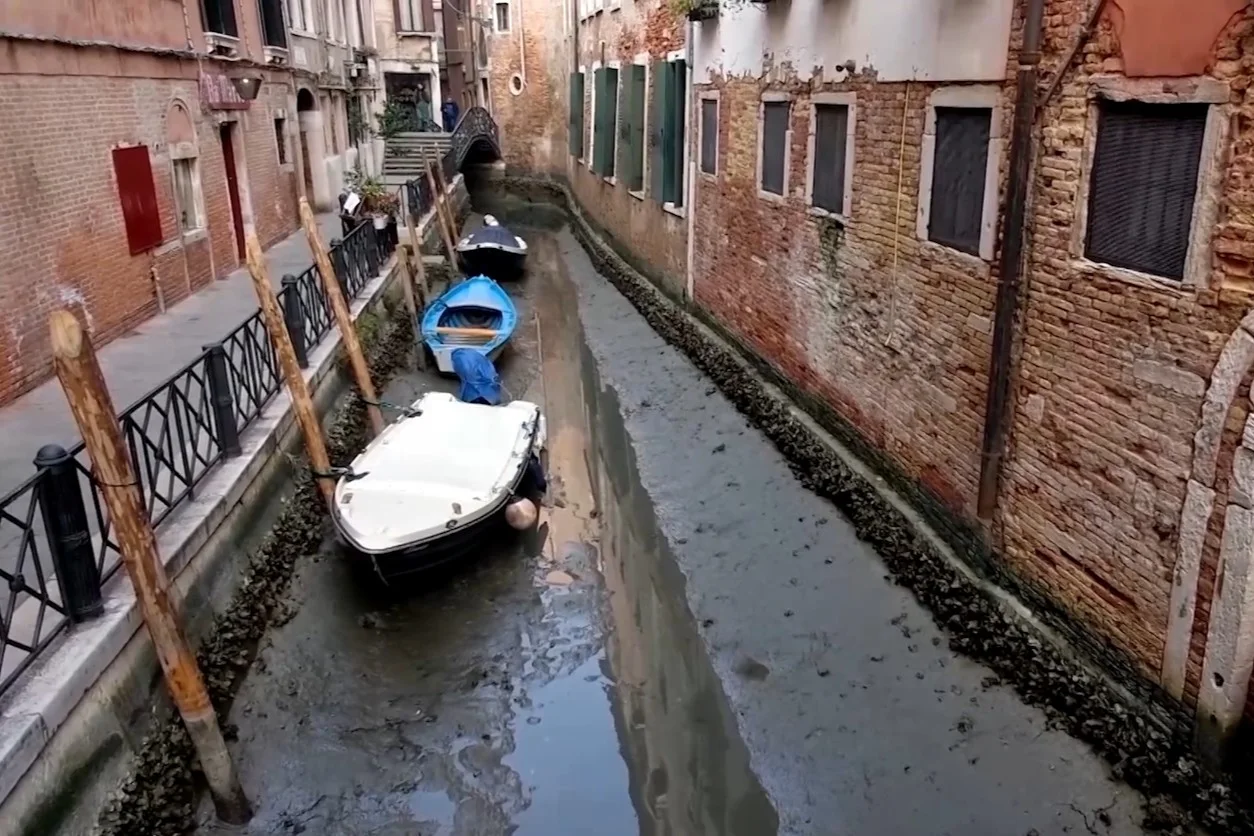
0,214,340,499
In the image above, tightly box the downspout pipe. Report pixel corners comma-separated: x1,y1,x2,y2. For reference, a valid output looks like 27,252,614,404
975,0,1046,519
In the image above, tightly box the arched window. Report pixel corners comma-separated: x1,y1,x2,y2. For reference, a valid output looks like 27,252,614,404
167,100,204,235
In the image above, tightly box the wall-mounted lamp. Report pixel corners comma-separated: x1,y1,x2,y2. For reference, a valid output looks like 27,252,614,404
230,73,264,101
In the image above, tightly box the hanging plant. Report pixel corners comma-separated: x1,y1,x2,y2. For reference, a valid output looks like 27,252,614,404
668,0,719,20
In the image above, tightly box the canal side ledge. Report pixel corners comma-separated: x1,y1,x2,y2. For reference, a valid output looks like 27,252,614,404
498,174,1242,832
0,176,469,836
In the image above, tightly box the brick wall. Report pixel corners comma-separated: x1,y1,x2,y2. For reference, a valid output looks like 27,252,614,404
0,44,299,406
487,0,567,174
1003,4,1254,706
680,0,1254,722
569,0,688,297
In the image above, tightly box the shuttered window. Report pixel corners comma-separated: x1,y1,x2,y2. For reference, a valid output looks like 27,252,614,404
760,101,789,196
812,104,849,214
928,107,991,256
112,145,163,255
649,60,687,205
1085,100,1207,280
700,98,718,175
592,67,619,176
569,72,585,158
620,65,646,191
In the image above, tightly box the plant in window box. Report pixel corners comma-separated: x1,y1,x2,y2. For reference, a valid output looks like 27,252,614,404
669,0,719,21
360,176,400,229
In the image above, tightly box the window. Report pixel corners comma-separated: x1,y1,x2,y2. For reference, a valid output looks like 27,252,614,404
622,64,647,191
809,98,854,217
173,158,203,233
260,0,287,47
112,146,162,255
569,71,586,159
699,96,718,176
274,118,288,164
288,0,311,31
927,107,991,255
495,1,510,31
759,99,789,197
593,66,620,177
650,58,687,207
395,0,425,32
200,0,239,37
1085,100,1208,281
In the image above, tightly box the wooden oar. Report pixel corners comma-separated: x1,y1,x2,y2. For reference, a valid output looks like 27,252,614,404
435,326,499,337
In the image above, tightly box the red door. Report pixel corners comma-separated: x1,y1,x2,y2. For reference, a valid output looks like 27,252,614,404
219,124,246,262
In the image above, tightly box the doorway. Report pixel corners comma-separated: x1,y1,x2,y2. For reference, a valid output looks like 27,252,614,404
219,123,246,261
297,88,317,200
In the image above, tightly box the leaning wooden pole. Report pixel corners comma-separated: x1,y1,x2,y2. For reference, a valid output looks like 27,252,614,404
48,310,251,825
397,244,427,371
243,230,336,505
424,154,459,269
298,199,385,437
431,155,461,245
403,196,431,305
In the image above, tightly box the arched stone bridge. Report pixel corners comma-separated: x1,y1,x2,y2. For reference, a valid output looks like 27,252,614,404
448,106,502,171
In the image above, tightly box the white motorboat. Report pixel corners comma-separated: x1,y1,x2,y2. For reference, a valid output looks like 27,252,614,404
331,392,546,579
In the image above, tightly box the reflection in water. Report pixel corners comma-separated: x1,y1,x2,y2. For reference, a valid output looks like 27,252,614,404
582,337,780,836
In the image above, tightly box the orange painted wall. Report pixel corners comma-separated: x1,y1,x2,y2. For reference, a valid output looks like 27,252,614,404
1108,0,1245,77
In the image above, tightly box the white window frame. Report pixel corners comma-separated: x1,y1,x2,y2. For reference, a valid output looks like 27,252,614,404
806,92,856,222
604,60,621,185
577,63,588,164
395,0,426,33
273,109,292,170
629,52,649,201
698,89,719,180
494,0,511,31
662,49,688,218
756,91,792,204
588,60,600,171
169,142,206,238
1070,75,1229,291
916,85,1004,263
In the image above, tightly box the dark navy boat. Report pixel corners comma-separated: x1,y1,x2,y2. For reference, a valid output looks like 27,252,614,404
455,215,528,281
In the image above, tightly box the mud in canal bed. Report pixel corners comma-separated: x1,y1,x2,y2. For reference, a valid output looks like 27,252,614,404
194,226,1164,836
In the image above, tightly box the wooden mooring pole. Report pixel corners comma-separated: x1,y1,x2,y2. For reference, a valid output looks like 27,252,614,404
48,310,251,825
397,244,427,371
403,201,430,305
424,154,460,269
431,155,461,245
298,198,386,437
243,230,336,505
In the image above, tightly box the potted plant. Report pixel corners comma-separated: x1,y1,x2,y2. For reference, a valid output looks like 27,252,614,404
670,0,719,20
359,176,400,229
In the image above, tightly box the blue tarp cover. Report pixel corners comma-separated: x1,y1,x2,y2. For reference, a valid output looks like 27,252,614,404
451,347,503,405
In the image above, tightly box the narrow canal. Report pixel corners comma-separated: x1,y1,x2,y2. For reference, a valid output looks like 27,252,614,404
195,194,1160,835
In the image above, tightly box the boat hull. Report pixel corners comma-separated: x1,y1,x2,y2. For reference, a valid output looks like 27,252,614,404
431,340,506,374
340,502,515,582
456,248,526,282
421,274,517,374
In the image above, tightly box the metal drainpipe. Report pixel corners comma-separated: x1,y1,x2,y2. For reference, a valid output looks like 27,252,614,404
684,19,696,301
975,0,1046,519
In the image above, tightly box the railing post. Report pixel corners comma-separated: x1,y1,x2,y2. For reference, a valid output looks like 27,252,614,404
329,237,350,298
281,274,309,369
34,444,103,622
203,342,241,458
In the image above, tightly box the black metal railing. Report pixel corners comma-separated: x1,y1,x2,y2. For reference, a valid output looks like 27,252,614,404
0,218,397,696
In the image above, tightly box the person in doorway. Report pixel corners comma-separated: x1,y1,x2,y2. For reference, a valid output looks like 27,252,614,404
441,96,460,133
416,84,436,131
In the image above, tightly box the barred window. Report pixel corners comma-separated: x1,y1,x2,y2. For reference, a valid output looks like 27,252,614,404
928,107,991,256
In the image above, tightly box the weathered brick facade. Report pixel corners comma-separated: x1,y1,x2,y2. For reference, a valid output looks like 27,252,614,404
0,0,303,407
486,0,568,174
567,1,688,297
494,0,1254,742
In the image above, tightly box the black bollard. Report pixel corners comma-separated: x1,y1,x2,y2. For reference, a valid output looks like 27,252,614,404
35,444,104,621
203,342,242,457
281,274,309,369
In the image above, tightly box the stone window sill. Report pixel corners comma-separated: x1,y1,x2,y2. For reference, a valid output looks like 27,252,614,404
1068,258,1195,297
663,202,685,219
628,189,645,201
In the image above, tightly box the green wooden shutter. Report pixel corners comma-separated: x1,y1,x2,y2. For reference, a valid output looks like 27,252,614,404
650,61,668,202
668,59,687,207
592,68,605,174
627,65,646,191
568,72,585,158
606,67,619,177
